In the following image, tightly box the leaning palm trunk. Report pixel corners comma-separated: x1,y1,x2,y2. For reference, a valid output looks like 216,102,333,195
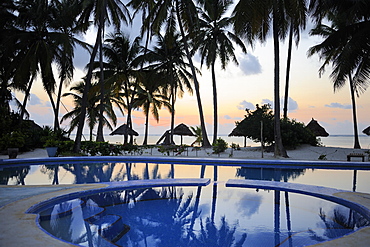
211,61,218,144
272,2,288,158
175,0,211,147
283,23,294,119
143,104,150,145
73,23,103,152
349,75,361,149
96,28,105,142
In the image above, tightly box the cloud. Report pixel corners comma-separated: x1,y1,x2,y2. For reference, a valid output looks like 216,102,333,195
237,192,262,218
260,97,298,112
237,100,255,111
325,102,352,109
238,53,262,76
29,94,43,106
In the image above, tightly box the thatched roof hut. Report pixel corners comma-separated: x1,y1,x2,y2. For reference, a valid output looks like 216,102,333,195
305,118,329,137
110,124,139,143
174,123,195,145
228,127,248,147
363,126,370,136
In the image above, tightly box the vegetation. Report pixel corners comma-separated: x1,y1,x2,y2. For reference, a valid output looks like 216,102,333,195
1,0,368,155
212,138,228,155
234,104,318,148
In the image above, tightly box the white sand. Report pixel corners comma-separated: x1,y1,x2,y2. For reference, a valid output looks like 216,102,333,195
0,145,369,161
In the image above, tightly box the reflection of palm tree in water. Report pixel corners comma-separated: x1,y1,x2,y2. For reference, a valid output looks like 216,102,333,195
309,207,370,242
0,166,30,185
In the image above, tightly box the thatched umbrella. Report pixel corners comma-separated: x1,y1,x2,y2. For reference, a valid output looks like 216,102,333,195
305,118,329,137
228,127,248,147
173,123,195,145
363,126,370,136
110,124,139,143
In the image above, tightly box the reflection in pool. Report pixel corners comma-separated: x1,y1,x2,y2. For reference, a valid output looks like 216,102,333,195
1,162,370,193
38,184,369,247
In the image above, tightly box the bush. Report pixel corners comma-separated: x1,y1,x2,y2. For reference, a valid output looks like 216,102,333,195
233,104,318,148
212,138,228,155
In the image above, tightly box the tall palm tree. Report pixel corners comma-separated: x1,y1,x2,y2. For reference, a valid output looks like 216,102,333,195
11,0,81,129
141,32,194,144
61,80,116,141
149,0,212,147
308,2,370,149
232,0,289,157
283,0,308,119
195,0,247,144
49,0,90,131
133,71,172,145
102,32,142,144
73,0,130,151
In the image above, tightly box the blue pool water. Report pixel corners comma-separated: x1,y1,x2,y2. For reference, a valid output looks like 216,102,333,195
36,183,369,247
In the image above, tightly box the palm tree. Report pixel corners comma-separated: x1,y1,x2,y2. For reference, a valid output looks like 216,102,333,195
283,0,308,119
141,31,194,144
102,32,142,144
49,0,90,132
232,0,289,157
10,0,82,130
149,0,212,147
133,71,172,145
73,0,130,151
308,3,370,149
61,80,116,141
195,0,247,144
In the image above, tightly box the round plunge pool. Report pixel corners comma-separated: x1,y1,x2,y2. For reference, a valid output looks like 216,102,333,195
28,179,370,247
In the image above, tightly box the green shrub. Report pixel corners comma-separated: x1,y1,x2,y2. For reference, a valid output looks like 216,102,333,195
233,104,319,148
212,138,228,155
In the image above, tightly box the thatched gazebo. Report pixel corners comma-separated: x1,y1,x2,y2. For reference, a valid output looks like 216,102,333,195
228,127,248,147
305,118,329,137
110,124,139,143
173,123,195,145
156,123,195,145
363,126,370,136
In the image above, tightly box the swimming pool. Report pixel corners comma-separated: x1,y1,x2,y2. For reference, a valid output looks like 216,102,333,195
1,156,370,246
1,157,370,193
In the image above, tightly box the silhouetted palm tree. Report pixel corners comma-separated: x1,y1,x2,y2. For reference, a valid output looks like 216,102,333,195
195,0,247,144
233,0,289,157
141,31,193,144
102,32,142,144
133,71,172,145
73,0,130,151
308,1,370,149
283,0,308,119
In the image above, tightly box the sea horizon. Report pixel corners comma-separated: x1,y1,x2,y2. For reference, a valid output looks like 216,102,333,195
70,134,369,149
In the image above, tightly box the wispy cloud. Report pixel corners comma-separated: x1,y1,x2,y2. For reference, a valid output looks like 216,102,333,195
325,102,351,109
29,93,43,105
260,97,298,112
237,100,255,111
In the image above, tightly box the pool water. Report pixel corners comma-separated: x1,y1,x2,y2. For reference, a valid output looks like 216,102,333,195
1,162,370,193
38,184,369,247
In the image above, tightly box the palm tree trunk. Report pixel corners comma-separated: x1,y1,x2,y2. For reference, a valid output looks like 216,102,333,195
175,0,211,147
272,2,288,158
73,24,102,152
170,82,176,145
283,23,293,119
349,75,361,149
54,77,64,132
96,28,105,142
20,78,34,121
211,61,218,144
143,104,150,145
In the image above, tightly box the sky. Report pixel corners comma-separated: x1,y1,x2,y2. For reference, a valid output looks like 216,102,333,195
14,8,370,138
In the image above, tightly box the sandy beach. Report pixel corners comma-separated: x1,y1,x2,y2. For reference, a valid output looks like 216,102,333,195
0,144,369,162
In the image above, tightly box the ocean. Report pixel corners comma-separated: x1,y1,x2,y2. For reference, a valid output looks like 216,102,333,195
75,134,370,149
